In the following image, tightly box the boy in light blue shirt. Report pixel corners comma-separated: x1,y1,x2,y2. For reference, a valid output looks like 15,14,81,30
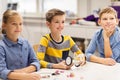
85,7,120,66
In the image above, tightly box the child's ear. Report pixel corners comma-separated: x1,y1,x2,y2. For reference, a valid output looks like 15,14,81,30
1,23,6,34
116,18,119,25
2,22,5,29
46,21,50,28
97,19,101,26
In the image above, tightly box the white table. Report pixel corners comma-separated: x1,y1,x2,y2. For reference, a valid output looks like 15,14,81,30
38,62,120,80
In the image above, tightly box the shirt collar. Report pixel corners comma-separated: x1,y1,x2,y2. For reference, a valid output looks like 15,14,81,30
3,35,23,47
98,26,120,44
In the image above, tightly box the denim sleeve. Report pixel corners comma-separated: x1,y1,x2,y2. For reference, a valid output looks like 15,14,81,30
0,46,11,79
27,41,40,71
111,42,120,62
85,33,97,61
31,62,40,71
0,69,12,80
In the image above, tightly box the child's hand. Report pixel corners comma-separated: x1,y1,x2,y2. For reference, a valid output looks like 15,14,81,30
53,60,73,70
101,58,116,66
80,56,86,66
77,54,86,66
74,54,86,66
103,24,115,38
58,60,73,69
21,72,41,80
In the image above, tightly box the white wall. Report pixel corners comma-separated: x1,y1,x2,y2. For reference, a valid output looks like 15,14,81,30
0,0,7,28
77,0,111,17
22,21,49,45
77,0,88,17
90,0,111,14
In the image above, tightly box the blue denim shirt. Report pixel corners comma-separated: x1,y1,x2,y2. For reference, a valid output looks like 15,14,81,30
85,27,120,63
0,35,40,80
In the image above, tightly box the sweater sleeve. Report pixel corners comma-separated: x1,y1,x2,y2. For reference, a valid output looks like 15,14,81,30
69,36,83,55
36,36,52,68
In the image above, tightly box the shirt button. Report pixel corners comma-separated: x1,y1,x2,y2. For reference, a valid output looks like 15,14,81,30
19,54,22,57
20,62,23,64
25,48,27,50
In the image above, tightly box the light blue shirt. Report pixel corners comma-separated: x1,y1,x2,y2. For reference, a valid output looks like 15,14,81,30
85,26,120,62
0,35,40,80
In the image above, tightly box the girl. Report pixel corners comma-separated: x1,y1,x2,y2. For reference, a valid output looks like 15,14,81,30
0,10,40,80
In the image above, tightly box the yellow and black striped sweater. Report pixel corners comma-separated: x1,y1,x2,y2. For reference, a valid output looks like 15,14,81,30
37,34,82,68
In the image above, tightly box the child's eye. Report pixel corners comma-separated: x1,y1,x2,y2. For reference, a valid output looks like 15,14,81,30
12,23,17,25
110,18,114,20
55,21,59,23
19,23,23,25
102,18,107,20
62,21,65,23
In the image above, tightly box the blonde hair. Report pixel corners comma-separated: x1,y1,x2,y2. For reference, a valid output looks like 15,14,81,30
2,9,20,23
99,7,118,19
46,8,65,22
2,10,21,34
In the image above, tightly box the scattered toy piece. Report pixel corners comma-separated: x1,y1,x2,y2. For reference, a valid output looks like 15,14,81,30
52,72,60,75
52,70,64,75
55,70,60,74
70,72,75,77
52,71,60,75
41,75,50,78
67,72,75,78
60,70,64,73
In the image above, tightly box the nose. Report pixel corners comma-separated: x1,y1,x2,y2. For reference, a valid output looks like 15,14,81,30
16,24,22,30
59,23,64,27
16,24,20,28
106,19,112,24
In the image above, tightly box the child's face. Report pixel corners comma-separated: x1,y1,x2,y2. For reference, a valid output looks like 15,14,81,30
98,13,119,31
3,15,23,38
47,15,65,34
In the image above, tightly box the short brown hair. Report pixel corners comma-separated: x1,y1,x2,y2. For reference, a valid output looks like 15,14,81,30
46,8,65,22
99,7,118,19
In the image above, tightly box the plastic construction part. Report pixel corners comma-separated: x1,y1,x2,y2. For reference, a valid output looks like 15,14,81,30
75,61,82,67
65,56,73,66
70,72,75,77
75,64,80,67
51,70,64,76
51,72,60,75
67,72,75,78
41,75,50,78
52,70,60,75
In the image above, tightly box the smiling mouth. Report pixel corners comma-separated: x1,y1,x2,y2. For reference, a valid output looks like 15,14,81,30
15,31,21,32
